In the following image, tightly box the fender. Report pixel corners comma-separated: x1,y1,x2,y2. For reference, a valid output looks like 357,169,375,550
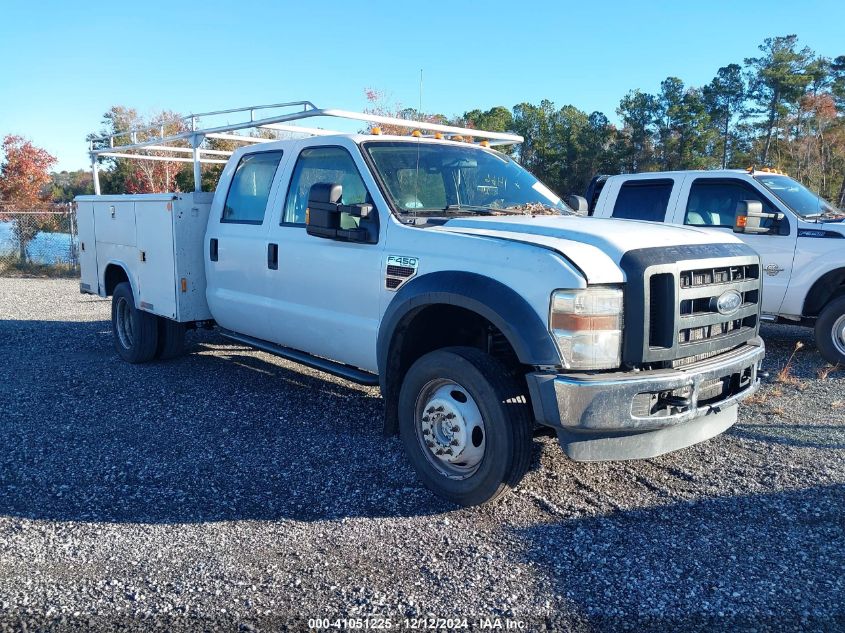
100,259,136,300
376,271,561,392
802,267,845,317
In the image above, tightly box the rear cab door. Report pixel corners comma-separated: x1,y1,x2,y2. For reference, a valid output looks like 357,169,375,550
670,174,798,316
597,175,682,223
205,146,289,342
595,174,682,222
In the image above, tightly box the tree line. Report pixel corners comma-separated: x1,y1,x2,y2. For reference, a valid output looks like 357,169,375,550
460,34,844,206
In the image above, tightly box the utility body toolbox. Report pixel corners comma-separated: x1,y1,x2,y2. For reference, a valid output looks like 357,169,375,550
75,192,213,322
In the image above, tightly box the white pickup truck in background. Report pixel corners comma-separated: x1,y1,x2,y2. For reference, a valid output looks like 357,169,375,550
587,170,845,366
76,102,765,506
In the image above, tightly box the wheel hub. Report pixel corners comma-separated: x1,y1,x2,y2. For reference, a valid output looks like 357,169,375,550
416,381,486,479
834,314,845,355
116,297,134,349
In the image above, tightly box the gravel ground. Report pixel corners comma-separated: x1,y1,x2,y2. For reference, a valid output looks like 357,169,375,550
0,278,843,632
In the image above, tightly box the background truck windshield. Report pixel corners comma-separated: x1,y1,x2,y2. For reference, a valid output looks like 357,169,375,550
755,174,841,218
364,141,568,214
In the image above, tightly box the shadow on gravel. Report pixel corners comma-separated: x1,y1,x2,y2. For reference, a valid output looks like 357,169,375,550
0,319,455,523
731,424,845,450
513,484,845,630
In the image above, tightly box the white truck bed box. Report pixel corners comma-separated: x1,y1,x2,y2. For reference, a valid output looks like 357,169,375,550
75,192,213,322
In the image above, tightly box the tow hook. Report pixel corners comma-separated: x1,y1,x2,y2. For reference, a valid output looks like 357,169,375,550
658,392,692,409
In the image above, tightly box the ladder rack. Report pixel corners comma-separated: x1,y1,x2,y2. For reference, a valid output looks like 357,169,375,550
88,101,524,194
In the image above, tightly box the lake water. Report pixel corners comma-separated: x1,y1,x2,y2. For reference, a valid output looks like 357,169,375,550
0,221,77,265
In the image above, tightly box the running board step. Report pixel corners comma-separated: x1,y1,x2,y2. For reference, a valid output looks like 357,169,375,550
218,329,379,386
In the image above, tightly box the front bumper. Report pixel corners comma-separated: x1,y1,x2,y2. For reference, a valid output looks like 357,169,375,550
526,338,765,461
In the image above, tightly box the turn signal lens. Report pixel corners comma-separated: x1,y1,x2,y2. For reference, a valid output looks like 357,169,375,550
550,287,624,370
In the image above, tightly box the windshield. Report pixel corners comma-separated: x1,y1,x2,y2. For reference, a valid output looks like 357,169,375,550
755,174,842,219
363,141,570,216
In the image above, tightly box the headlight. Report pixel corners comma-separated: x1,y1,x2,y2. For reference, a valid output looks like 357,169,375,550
550,287,624,370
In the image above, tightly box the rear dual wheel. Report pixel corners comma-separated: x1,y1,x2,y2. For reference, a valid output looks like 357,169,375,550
398,347,533,507
111,282,185,363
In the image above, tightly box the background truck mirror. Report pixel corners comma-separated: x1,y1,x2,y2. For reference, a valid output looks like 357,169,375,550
734,199,783,235
565,194,589,215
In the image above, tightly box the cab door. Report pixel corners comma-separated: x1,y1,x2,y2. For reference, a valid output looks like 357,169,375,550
603,176,680,222
264,141,385,372
205,149,287,342
672,175,798,315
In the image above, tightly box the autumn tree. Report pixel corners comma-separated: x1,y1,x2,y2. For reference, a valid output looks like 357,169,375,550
89,106,190,193
0,135,57,262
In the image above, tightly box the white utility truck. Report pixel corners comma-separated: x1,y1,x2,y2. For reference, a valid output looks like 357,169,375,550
77,102,765,506
586,170,845,366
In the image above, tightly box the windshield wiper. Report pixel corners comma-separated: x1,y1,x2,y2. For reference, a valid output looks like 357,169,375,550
443,204,498,215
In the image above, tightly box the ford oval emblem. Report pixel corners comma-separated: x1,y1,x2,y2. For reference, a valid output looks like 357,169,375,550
715,289,743,315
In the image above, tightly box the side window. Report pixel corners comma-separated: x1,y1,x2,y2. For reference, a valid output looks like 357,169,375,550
283,147,370,225
685,179,777,228
611,179,673,221
222,151,283,224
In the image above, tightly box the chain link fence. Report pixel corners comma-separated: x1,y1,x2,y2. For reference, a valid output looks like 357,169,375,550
0,205,79,275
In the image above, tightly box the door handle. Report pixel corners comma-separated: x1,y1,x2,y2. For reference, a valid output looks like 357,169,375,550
267,243,278,270
210,238,218,262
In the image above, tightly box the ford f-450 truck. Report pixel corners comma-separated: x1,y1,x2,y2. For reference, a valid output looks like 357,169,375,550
587,169,845,366
77,102,765,506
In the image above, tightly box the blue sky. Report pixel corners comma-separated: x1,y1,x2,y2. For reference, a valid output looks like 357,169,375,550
1,0,843,171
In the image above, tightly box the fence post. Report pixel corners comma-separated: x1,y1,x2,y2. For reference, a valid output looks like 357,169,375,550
69,205,78,269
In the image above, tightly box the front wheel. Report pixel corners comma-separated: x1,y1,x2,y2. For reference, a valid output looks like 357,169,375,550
815,296,845,366
112,282,158,364
398,347,533,506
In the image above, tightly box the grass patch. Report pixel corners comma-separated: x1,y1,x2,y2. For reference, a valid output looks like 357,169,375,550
776,341,804,386
0,260,79,278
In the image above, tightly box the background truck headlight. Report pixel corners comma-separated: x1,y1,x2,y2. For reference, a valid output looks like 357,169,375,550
550,287,624,370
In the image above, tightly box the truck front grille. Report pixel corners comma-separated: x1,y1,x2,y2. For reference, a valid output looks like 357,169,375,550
635,257,761,366
675,264,759,355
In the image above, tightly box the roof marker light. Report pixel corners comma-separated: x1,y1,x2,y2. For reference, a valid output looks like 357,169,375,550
371,127,382,135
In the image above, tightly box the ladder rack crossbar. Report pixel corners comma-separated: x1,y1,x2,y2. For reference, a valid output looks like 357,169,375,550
87,101,524,194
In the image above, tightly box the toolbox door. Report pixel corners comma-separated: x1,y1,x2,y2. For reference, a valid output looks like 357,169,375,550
135,199,177,319
75,200,99,293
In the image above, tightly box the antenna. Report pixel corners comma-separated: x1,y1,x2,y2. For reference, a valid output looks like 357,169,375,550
413,69,424,218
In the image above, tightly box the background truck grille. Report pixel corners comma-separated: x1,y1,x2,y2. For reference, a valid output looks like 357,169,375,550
636,258,760,366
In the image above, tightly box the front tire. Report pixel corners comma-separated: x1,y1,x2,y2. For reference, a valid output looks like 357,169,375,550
398,347,533,506
815,296,845,366
111,282,158,364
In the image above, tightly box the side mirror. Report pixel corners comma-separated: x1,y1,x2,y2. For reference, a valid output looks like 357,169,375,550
305,183,378,244
734,200,784,235
565,194,589,215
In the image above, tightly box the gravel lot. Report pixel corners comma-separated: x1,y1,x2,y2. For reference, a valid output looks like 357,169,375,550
0,277,843,632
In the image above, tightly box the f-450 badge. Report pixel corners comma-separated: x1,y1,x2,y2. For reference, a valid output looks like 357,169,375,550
385,255,419,291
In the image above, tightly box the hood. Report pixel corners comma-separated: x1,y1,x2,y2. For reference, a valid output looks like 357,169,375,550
434,215,745,284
